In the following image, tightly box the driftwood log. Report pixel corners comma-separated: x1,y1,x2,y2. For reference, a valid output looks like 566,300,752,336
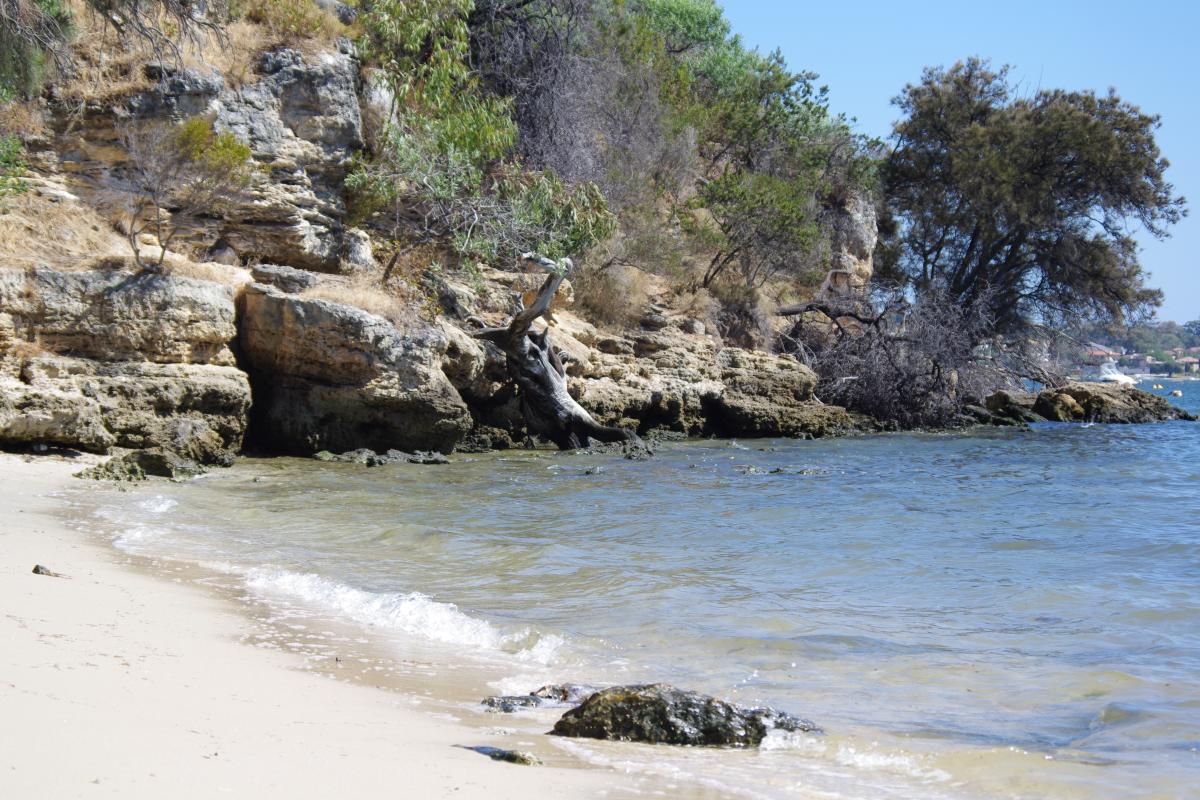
474,254,633,449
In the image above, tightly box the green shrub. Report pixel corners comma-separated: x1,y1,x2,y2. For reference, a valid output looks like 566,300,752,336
0,134,29,208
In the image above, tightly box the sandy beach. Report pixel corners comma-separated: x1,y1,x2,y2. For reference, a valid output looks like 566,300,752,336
0,454,619,799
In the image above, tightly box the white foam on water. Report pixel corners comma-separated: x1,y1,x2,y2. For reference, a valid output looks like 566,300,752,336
243,568,560,661
515,632,566,665
112,523,168,549
831,744,948,781
137,495,178,514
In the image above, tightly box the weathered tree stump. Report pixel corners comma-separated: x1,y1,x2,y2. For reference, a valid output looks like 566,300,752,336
474,254,634,450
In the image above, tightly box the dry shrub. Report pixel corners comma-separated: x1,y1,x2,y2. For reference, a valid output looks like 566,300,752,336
301,275,417,329
185,20,269,88
0,187,126,268
161,256,250,287
788,291,1002,428
708,278,774,349
670,285,720,333
55,6,155,104
0,99,47,138
233,0,345,46
573,262,649,328
2,335,59,363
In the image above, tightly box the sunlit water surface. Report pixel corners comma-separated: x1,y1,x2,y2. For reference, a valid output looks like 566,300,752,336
71,381,1200,799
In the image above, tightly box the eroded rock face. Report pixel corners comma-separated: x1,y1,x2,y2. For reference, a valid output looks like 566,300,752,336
562,317,849,438
238,284,472,454
0,267,249,462
550,684,820,747
51,46,367,273
1,356,250,462
212,45,368,271
0,267,238,365
1034,382,1195,423
818,191,877,298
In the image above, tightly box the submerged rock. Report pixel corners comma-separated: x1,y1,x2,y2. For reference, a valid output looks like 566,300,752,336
313,447,449,466
78,448,204,481
550,684,820,747
482,684,601,713
464,746,542,766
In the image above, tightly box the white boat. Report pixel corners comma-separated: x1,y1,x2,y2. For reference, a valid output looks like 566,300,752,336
1088,360,1138,386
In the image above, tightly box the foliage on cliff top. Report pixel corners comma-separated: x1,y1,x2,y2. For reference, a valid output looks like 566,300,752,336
348,0,875,329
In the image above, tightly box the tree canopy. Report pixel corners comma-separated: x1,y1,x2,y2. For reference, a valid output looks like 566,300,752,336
879,58,1186,339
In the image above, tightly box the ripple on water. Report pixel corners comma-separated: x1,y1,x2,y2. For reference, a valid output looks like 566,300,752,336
70,387,1200,800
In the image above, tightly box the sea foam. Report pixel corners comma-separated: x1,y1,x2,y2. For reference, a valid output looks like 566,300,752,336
243,568,561,662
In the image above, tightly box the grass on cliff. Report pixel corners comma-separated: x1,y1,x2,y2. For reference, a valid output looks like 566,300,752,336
0,187,124,268
301,276,417,329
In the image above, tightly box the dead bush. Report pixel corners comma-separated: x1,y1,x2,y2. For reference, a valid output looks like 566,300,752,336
233,0,344,45
781,290,1004,428
573,262,650,328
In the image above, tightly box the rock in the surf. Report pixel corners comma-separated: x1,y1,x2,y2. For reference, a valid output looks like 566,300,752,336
1033,382,1195,423
482,683,600,713
549,684,820,746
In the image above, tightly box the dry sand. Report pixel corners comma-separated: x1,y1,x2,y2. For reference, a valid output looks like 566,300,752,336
0,454,626,798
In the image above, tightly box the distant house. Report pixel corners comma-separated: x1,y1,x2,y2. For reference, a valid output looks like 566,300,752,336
1122,353,1152,372
1082,344,1121,365
1178,357,1200,373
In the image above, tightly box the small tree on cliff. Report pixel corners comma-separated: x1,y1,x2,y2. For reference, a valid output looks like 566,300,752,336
879,58,1186,339
119,116,256,272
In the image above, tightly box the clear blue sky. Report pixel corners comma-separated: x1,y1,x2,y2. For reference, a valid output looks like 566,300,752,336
722,1,1198,324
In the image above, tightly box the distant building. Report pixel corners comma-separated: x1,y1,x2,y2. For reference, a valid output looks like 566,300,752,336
1082,344,1121,365
1177,357,1200,373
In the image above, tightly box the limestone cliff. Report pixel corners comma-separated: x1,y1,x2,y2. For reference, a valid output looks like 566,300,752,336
0,38,862,466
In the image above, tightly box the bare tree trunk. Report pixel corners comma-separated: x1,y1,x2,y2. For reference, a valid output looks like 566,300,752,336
475,254,634,449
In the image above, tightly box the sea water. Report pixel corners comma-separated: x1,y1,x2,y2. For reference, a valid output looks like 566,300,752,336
70,381,1200,799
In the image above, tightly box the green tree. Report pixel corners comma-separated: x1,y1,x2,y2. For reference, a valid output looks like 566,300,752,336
880,58,1186,338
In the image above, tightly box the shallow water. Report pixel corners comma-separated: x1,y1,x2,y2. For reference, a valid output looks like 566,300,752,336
72,381,1200,799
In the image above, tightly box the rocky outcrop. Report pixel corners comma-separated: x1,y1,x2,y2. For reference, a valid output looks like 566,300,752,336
818,191,877,298
1,356,249,462
238,284,472,454
51,44,369,273
211,45,371,271
550,684,820,747
562,315,850,439
0,267,238,365
984,389,1042,425
1033,382,1195,423
20,357,250,462
983,383,1194,426
0,267,250,462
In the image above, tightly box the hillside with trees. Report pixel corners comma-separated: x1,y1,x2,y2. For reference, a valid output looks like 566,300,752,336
0,0,1189,449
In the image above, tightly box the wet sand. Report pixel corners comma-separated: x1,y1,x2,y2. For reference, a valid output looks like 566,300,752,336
0,454,622,799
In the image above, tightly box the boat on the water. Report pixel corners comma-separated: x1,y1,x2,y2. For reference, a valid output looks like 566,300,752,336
1085,359,1138,386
